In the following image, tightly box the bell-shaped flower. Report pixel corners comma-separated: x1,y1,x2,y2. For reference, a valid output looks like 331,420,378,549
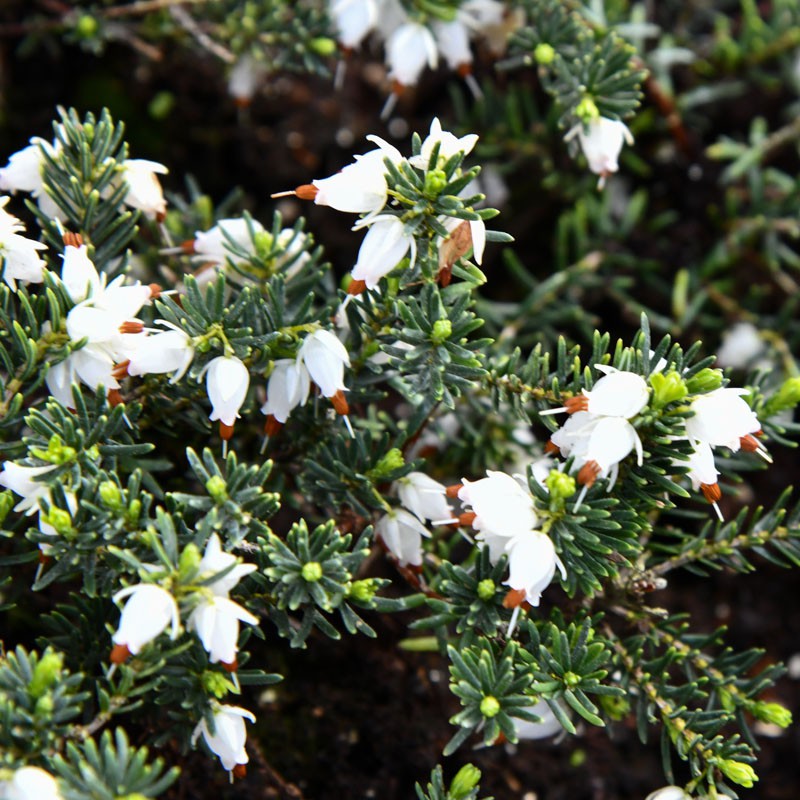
572,416,643,488
227,55,268,107
193,704,256,775
432,19,472,72
188,594,258,666
45,345,119,407
330,0,378,49
0,137,63,219
261,359,311,425
565,117,633,186
204,356,250,438
118,159,168,220
385,21,438,88
111,583,180,662
0,461,57,514
60,243,102,303
0,766,64,800
645,788,691,800
396,471,450,523
0,198,47,291
685,388,764,454
457,470,538,541
547,410,594,458
513,700,564,741
542,367,649,418
375,507,431,567
504,531,566,608
716,322,765,370
124,326,195,383
198,533,257,597
351,215,415,289
298,329,350,408
193,217,265,268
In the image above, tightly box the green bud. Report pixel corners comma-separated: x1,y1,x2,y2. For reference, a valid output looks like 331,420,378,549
717,759,757,788
85,445,100,462
82,122,95,141
431,319,452,345
205,475,228,503
126,499,142,525
449,764,482,800
310,36,337,56
480,695,501,718
148,91,175,120
179,543,201,579
477,578,496,601
98,480,122,509
546,470,576,502
650,370,688,408
34,695,54,716
196,338,211,354
29,651,63,698
301,561,323,582
563,671,581,689
424,168,448,195
201,670,234,699
368,448,405,480
685,367,724,394
75,14,99,39
534,42,556,65
752,700,792,728
575,96,600,122
41,507,72,536
0,491,14,526
119,795,149,800
253,230,274,256
718,688,735,712
32,434,77,465
764,376,800,417
348,579,378,603
569,748,587,768
599,694,630,721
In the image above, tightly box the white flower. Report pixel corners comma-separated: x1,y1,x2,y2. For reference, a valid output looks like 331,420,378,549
276,228,312,280
351,215,415,289
645,788,691,800
438,215,485,268
193,704,256,774
204,356,250,434
504,531,565,607
716,322,765,369
124,326,195,383
330,0,378,49
565,117,634,183
513,700,564,741
0,462,57,514
227,55,267,106
193,217,265,268
298,329,350,399
0,138,63,219
118,159,168,220
548,410,594,458
543,367,649,418
572,416,644,489
396,471,450,523
457,470,538,542
198,533,257,597
432,19,472,72
111,584,180,661
310,138,401,216
261,359,311,424
385,21,438,87
189,595,258,665
0,766,63,800
46,346,119,407
0,198,47,291
375,508,431,567
61,243,102,303
685,388,762,453
683,440,719,493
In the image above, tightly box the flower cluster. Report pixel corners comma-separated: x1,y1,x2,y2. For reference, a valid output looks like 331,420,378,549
0,196,47,292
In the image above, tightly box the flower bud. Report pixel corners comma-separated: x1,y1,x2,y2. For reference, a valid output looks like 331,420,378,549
309,36,337,56
685,367,723,394
534,42,556,65
480,695,500,718
546,470,576,503
717,759,757,788
301,561,323,582
98,480,122,509
367,447,405,480
28,651,63,698
449,764,482,800
424,168,448,196
650,370,688,408
75,14,99,39
764,376,800,416
576,96,600,122
40,507,72,536
205,475,228,503
431,319,452,344
201,670,235,699
179,543,202,579
751,700,792,728
477,578,496,601
347,579,379,603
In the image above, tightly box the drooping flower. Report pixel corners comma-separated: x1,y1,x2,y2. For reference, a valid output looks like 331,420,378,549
504,530,566,608
204,356,250,440
432,19,472,74
457,470,538,541
0,137,63,219
330,0,378,49
227,55,268,107
681,439,723,518
110,583,180,662
298,329,350,414
644,788,691,800
193,217,265,269
123,325,195,384
395,471,450,523
716,322,765,370
570,415,644,491
351,215,415,289
385,21,438,89
117,159,169,220
542,367,649,419
0,766,64,800
188,595,258,666
193,704,256,776
0,462,57,514
685,387,766,456
197,533,257,597
564,117,634,186
261,359,311,433
0,197,47,291
375,507,431,567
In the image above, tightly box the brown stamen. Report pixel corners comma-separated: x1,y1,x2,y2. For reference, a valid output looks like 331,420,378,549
221,658,238,673
564,395,589,414
445,483,463,499
181,239,196,254
456,63,472,78
502,588,527,609
458,512,476,527
232,764,247,779
437,264,453,287
63,231,83,247
739,434,760,453
331,390,349,416
119,321,144,335
391,80,406,97
107,389,124,407
155,210,166,224
347,279,367,296
112,360,131,379
219,422,234,441
110,643,131,664
544,440,561,455
148,283,163,299
264,414,283,438
577,460,601,487
700,482,721,504
294,183,318,201
38,552,52,566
